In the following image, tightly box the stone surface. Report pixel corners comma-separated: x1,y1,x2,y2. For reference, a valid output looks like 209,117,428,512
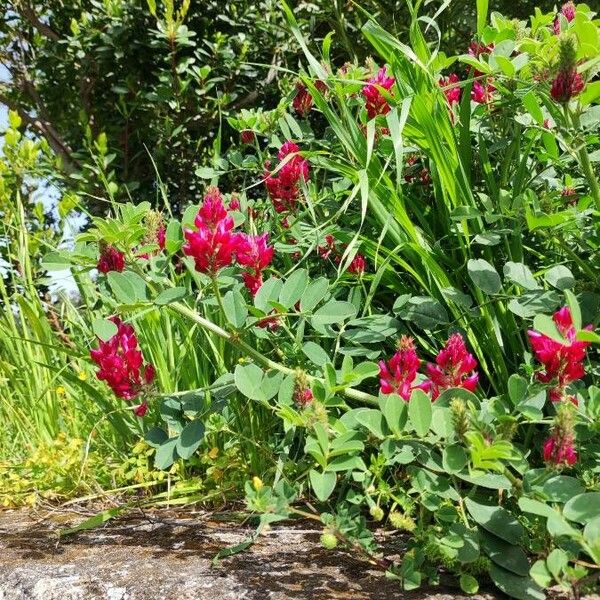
0,508,596,599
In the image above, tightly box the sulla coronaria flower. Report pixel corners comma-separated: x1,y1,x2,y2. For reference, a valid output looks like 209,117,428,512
293,80,327,117
553,2,576,35
425,333,479,400
550,35,585,103
347,254,366,276
379,336,429,400
97,243,125,274
362,66,395,119
543,402,577,467
182,187,246,275
467,41,496,104
237,233,275,296
439,73,462,106
264,141,310,213
90,317,155,413
528,306,592,404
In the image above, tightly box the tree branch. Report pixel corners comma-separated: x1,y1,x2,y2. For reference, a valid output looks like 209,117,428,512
15,2,60,42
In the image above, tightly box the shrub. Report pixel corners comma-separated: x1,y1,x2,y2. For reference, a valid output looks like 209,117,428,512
26,0,600,597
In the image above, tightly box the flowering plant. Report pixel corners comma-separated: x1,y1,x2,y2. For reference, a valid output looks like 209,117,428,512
47,1,600,598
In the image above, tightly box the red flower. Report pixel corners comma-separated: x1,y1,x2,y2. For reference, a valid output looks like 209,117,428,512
468,42,494,58
183,187,246,275
379,336,429,400
348,254,366,276
241,130,255,144
562,187,578,205
157,224,166,251
362,67,395,119
293,82,313,117
90,317,155,401
543,401,577,467
237,233,274,296
467,41,495,104
318,234,337,260
229,197,241,211
293,80,327,117
528,306,592,403
471,79,496,104
97,245,125,274
257,311,280,331
554,2,576,34
426,333,478,400
134,401,149,417
439,73,462,105
264,141,310,213
543,436,577,466
550,69,584,103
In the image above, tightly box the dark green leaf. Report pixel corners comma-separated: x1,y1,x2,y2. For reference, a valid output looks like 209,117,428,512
468,259,502,294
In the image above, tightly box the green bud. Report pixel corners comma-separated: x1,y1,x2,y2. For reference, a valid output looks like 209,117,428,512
370,505,385,522
320,532,338,549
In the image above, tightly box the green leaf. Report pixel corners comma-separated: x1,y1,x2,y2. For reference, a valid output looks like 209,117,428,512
564,289,582,331
176,420,205,459
154,438,178,470
544,265,574,290
107,271,139,304
443,445,468,473
302,341,330,367
465,498,524,544
300,277,328,313
311,300,357,326
532,314,564,343
408,389,432,437
577,330,600,343
546,548,567,580
309,469,336,502
398,296,448,329
234,363,266,402
254,277,282,313
508,374,528,405
481,532,530,576
144,426,168,448
468,259,502,294
530,560,553,588
60,506,125,537
583,516,600,552
195,166,221,179
489,565,545,600
154,287,188,305
355,409,386,439
92,317,118,341
546,513,580,537
325,455,367,472
542,476,584,502
563,493,600,524
379,394,408,435
518,497,556,519
165,219,183,254
459,574,479,595
279,268,308,309
522,91,544,125
41,250,72,271
223,289,248,328
503,262,538,290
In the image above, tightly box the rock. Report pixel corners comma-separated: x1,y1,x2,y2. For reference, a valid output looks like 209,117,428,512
0,508,596,600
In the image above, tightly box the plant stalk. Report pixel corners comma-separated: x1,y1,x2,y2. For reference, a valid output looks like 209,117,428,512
169,302,378,407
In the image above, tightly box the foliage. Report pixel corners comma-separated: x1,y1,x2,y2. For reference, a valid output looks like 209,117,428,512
1,0,600,598
1,0,545,215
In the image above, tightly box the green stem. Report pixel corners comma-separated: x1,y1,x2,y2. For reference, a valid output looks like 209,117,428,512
570,109,600,212
169,302,378,407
